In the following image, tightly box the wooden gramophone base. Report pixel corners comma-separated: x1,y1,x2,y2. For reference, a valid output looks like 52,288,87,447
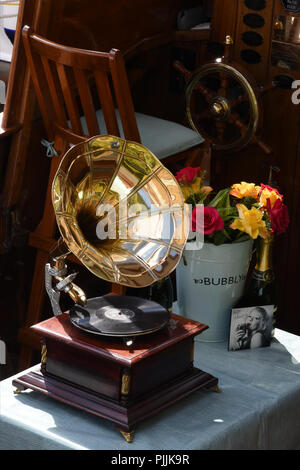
13,365,217,442
13,313,218,442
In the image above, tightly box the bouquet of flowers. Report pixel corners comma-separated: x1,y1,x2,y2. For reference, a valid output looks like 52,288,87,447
175,166,290,245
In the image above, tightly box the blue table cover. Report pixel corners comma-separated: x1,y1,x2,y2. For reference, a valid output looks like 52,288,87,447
1,329,300,450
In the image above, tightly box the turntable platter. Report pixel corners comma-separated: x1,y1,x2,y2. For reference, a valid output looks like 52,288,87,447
69,296,170,337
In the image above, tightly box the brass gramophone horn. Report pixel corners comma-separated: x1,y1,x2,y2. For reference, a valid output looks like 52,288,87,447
46,135,189,317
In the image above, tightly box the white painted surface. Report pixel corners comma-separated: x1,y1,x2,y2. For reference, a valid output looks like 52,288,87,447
0,2,19,62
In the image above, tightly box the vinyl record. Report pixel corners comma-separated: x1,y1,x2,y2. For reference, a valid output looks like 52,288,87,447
69,296,170,337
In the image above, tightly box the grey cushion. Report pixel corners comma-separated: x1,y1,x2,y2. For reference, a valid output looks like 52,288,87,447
78,109,204,160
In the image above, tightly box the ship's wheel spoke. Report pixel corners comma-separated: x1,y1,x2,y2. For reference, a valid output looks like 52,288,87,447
192,108,211,121
193,82,215,103
215,121,226,143
229,93,248,109
228,112,248,137
217,72,231,97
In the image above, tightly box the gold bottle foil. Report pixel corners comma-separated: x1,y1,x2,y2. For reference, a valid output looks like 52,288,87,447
256,236,273,271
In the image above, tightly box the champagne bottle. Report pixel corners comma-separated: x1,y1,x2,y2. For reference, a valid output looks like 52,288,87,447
126,276,174,312
236,236,277,335
147,276,174,312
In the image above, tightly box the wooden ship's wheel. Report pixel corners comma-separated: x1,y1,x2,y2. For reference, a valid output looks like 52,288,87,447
174,36,272,156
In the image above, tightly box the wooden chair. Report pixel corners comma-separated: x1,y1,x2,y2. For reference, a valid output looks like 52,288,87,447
18,25,204,370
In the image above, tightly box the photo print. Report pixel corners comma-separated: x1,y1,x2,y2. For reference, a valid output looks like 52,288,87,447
228,305,274,351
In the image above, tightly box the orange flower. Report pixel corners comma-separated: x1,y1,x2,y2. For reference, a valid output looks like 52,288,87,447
199,186,213,197
230,204,269,239
259,184,283,209
230,182,260,200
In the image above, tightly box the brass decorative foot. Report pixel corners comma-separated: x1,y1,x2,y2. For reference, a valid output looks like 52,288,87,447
119,430,135,443
204,384,222,393
13,388,23,395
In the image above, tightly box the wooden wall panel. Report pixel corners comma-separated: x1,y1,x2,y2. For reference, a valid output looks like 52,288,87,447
234,0,275,84
210,0,238,44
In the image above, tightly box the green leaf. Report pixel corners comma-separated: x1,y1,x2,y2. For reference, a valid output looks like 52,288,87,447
239,196,259,210
222,229,232,241
185,195,195,206
197,191,211,204
210,229,229,245
232,232,251,243
217,206,237,221
209,188,231,209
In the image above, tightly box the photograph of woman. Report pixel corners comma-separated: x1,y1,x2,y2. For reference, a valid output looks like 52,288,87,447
228,305,274,351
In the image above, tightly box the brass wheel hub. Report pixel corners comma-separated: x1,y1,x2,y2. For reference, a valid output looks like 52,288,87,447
209,97,230,121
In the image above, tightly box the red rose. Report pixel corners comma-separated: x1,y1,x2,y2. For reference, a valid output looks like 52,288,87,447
192,206,224,235
267,198,290,235
176,166,201,185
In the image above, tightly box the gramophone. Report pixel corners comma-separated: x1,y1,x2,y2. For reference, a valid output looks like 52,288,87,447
13,135,218,442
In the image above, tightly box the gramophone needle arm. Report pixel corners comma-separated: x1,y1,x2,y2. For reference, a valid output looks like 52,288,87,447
45,263,62,317
45,259,87,317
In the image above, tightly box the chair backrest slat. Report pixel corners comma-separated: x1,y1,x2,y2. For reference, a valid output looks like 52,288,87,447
109,49,140,143
94,70,120,136
56,63,83,135
22,25,141,145
40,55,68,128
74,67,100,136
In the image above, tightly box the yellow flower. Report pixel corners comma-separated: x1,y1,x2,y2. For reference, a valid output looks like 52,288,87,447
230,182,260,200
190,176,203,194
230,204,269,239
180,185,193,201
259,185,283,209
180,177,213,202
